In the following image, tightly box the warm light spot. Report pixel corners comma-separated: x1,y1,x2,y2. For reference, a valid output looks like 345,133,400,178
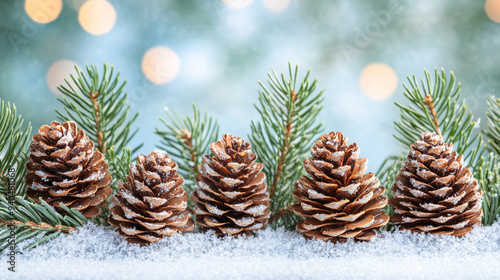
222,0,253,10
359,63,398,101
141,46,181,85
25,0,62,24
486,0,500,22
262,0,290,12
46,60,80,94
78,0,116,35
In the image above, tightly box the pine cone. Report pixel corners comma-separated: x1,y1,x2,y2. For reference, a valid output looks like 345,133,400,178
25,121,111,218
292,132,389,242
108,150,194,244
389,132,482,237
192,134,270,236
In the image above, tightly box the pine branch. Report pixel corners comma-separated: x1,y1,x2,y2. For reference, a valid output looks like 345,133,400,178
375,155,404,231
0,195,87,251
107,146,132,193
155,104,220,196
484,95,500,155
394,68,483,167
249,64,324,230
0,99,32,197
473,153,500,226
55,63,142,157
424,94,442,136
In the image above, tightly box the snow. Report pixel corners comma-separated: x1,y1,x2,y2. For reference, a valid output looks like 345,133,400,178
245,204,266,216
6,221,500,280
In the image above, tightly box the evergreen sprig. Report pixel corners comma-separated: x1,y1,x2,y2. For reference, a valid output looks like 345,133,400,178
484,95,500,155
394,69,482,166
55,63,142,157
0,195,87,252
107,146,132,193
155,105,219,196
376,156,404,216
55,63,142,225
474,153,500,226
0,100,32,197
249,64,324,230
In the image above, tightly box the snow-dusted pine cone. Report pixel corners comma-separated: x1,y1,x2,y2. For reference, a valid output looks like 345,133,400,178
108,150,194,245
389,132,482,237
25,121,112,218
292,132,389,242
192,134,270,236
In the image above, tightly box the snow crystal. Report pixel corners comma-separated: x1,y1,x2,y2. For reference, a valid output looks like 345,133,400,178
6,221,500,280
152,149,167,157
35,170,50,177
245,204,266,216
50,189,66,194
474,118,481,128
206,204,226,216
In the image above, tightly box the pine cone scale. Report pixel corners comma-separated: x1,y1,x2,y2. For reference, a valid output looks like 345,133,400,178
25,121,112,218
389,133,482,236
293,132,389,242
193,134,270,236
109,150,194,244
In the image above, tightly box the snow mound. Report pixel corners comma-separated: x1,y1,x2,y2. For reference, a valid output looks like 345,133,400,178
6,221,500,279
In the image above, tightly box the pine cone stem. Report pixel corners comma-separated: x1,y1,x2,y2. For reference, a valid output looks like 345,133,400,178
270,90,297,199
180,129,199,174
424,94,442,136
89,92,105,153
0,219,76,234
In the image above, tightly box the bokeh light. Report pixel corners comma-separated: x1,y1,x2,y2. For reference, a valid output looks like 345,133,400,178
46,60,80,94
222,0,253,10
141,46,181,85
485,0,500,23
25,0,62,24
359,63,398,101
262,0,290,12
78,0,117,35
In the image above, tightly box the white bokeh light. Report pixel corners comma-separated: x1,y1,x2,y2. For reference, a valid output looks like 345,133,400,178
222,0,253,10
78,0,117,35
262,0,290,12
46,60,80,94
359,63,398,101
141,46,181,85
25,0,63,24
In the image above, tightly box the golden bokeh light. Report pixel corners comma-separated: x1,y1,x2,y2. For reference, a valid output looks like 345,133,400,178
485,0,500,23
141,46,181,85
78,0,117,35
359,63,398,101
222,0,253,10
262,0,290,12
46,60,80,94
25,0,63,24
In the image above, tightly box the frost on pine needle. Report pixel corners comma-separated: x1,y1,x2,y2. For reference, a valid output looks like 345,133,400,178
11,221,500,280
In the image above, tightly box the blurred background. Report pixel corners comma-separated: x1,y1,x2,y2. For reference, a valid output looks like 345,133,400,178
0,0,499,170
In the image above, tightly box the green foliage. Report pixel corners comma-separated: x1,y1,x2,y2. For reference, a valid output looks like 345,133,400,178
249,64,324,230
484,95,500,155
55,63,142,156
155,105,219,196
474,154,500,226
107,146,132,193
376,155,404,216
0,100,32,197
0,195,87,252
394,69,482,166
